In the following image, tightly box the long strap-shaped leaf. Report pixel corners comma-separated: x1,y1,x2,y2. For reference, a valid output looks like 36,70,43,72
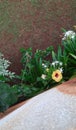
69,53,76,60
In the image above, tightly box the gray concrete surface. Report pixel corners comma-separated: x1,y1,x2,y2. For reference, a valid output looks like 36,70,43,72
0,85,76,130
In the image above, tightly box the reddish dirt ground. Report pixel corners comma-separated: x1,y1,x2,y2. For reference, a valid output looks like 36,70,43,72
0,0,76,74
58,78,76,95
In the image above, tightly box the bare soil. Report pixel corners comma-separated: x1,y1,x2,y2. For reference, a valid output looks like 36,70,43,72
0,0,76,74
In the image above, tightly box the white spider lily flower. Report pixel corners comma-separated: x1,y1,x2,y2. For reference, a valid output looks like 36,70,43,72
42,63,47,68
59,62,63,66
51,62,55,66
51,61,59,66
51,61,63,67
54,61,59,64
62,30,76,40
41,74,46,79
59,68,63,73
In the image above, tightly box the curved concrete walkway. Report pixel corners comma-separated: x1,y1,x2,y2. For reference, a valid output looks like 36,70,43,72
0,78,76,130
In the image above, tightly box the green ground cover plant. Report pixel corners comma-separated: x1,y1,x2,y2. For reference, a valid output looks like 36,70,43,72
0,28,76,112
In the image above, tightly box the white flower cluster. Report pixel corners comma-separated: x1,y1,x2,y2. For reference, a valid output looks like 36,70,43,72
51,61,62,66
42,63,47,68
41,63,47,80
0,53,15,79
51,61,63,73
62,30,76,40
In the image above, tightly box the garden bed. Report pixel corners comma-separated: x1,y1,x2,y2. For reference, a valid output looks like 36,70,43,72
0,29,76,113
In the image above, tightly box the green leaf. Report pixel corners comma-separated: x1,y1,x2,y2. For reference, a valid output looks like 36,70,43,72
52,51,56,61
69,53,76,59
57,46,62,60
61,28,67,33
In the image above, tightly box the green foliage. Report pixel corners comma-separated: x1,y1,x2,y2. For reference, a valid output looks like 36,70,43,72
0,54,17,112
52,45,68,64
20,46,53,86
0,82,18,112
16,30,76,103
62,30,76,79
14,46,58,100
12,84,44,100
51,46,70,80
